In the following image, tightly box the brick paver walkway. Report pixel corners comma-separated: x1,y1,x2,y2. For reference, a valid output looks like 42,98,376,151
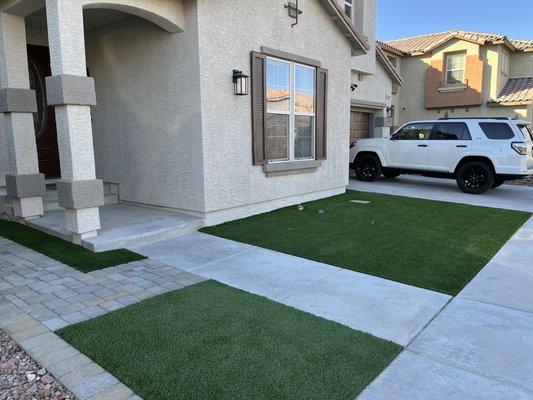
0,235,206,400
0,236,205,331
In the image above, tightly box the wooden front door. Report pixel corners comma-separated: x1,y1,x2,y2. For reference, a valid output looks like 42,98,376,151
28,45,60,179
350,110,371,144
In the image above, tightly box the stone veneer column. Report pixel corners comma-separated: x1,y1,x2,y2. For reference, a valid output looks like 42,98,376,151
45,0,103,243
0,12,45,219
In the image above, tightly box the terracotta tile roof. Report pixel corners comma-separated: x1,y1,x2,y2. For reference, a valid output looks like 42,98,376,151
489,77,533,105
382,31,533,55
375,43,403,86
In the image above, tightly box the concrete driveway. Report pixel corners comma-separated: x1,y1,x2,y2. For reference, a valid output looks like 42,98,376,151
348,175,533,213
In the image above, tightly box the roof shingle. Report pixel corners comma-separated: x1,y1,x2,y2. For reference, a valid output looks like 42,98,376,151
489,77,533,104
383,30,533,55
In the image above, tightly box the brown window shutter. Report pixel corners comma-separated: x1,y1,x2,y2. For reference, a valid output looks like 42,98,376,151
316,67,328,160
251,51,267,165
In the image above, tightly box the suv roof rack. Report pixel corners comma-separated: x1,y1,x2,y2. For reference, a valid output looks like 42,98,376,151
438,117,514,120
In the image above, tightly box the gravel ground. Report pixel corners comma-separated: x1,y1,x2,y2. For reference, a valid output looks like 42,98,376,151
0,329,76,400
507,177,533,187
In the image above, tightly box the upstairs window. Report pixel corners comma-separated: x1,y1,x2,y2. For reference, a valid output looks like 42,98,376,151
445,52,466,86
500,51,510,76
344,0,353,20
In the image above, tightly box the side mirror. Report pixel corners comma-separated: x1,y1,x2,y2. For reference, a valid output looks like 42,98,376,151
390,134,398,141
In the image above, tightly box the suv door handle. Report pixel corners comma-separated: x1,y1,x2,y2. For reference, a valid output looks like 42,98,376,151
456,145,468,148
418,144,428,148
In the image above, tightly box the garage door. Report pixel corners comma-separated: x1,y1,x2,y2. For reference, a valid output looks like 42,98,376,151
350,111,371,143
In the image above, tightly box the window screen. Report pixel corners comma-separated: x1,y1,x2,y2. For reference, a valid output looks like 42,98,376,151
479,123,515,140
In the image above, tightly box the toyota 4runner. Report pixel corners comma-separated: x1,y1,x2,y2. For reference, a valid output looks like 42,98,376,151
349,117,533,194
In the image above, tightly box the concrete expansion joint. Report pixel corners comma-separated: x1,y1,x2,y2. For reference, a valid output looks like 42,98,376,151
404,348,533,393
404,295,453,347
277,268,343,302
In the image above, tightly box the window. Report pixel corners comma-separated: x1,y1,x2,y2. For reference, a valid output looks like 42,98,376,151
394,123,434,140
479,123,515,140
445,52,466,86
500,51,510,76
433,123,471,140
266,57,316,161
388,56,397,68
344,0,353,20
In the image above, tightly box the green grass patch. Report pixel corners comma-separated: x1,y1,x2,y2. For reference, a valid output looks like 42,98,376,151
202,190,530,295
0,218,144,273
57,280,401,400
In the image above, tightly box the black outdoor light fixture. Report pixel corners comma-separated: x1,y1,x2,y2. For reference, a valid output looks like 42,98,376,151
233,70,249,96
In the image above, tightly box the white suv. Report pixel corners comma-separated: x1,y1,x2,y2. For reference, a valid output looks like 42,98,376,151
349,117,533,194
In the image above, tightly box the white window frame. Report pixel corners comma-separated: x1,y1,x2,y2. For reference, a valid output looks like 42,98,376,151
500,50,510,76
344,0,353,21
445,52,466,86
266,56,316,163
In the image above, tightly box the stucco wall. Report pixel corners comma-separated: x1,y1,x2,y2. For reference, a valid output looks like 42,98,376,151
84,4,206,213
351,61,393,137
510,51,533,78
196,0,352,215
0,114,6,186
350,0,375,75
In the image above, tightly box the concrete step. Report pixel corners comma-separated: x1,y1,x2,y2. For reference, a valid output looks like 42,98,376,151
82,216,204,252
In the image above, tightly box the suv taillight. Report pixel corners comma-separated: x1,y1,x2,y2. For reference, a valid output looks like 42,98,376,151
511,142,527,155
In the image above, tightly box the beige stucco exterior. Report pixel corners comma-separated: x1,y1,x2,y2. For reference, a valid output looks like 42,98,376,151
383,37,533,127
0,0,384,239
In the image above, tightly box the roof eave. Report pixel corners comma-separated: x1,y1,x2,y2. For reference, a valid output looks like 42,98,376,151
487,101,532,107
375,44,404,86
319,0,370,54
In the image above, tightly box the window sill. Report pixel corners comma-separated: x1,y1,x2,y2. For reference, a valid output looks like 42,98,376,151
263,160,322,177
438,84,467,93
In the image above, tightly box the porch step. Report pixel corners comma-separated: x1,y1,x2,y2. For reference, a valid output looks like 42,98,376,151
82,215,204,253
44,190,119,212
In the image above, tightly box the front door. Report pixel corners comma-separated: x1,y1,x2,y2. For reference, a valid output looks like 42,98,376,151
350,111,371,144
28,45,60,179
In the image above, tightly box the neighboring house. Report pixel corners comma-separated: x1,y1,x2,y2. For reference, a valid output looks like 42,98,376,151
380,30,533,128
0,0,384,246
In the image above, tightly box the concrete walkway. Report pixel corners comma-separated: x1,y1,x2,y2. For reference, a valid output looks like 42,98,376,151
132,232,451,346
348,175,533,213
358,216,533,399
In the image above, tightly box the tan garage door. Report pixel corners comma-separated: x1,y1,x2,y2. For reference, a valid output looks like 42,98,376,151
350,111,371,143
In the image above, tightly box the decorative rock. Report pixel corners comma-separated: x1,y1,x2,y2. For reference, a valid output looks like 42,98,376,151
0,329,77,400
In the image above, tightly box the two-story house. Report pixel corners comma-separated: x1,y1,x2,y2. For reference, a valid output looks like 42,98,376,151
380,31,533,128
0,0,388,250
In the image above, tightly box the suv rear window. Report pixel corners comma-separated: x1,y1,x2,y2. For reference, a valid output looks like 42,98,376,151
433,123,471,140
479,122,515,140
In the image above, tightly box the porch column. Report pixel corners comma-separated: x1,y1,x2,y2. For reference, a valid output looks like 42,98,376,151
45,0,103,243
0,12,45,219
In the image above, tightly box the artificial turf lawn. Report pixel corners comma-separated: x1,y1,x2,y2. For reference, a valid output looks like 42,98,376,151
202,190,530,295
0,218,145,273
57,280,401,400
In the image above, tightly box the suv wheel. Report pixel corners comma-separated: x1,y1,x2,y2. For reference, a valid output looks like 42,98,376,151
354,154,382,182
456,162,494,194
492,178,506,188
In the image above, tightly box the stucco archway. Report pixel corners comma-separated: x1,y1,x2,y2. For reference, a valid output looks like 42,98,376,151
82,0,184,33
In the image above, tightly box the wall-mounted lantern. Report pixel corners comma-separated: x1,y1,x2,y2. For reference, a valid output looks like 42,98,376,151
232,70,249,96
386,105,394,118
